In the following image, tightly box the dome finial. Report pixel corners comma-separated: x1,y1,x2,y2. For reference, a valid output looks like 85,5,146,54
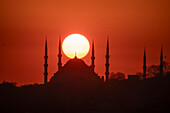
75,51,77,59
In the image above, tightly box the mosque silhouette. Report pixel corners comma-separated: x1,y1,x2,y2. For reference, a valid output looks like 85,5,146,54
43,36,164,85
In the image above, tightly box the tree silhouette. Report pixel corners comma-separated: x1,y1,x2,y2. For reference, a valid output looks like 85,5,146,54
110,72,125,81
0,81,17,88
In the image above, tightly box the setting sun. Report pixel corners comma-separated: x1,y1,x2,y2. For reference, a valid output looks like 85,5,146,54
62,34,90,59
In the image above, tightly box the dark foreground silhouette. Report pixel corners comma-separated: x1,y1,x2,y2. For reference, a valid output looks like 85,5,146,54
1,77,170,113
1,59,170,113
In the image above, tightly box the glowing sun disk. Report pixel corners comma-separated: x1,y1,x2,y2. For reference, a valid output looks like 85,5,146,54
62,34,90,59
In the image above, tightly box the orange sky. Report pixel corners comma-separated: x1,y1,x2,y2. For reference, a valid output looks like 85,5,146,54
0,0,170,85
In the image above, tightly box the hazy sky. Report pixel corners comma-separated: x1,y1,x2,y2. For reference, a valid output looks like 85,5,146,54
0,0,170,85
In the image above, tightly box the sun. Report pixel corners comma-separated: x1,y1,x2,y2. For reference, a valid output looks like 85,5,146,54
62,34,90,59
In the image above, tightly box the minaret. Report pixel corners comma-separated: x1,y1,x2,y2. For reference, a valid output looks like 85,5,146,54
160,46,163,76
58,36,62,71
44,38,48,84
91,39,95,72
105,37,110,81
142,47,147,79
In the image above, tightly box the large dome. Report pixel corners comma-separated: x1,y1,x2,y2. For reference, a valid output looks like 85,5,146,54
61,57,90,71
50,57,102,87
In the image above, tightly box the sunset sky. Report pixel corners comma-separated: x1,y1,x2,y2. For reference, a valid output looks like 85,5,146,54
0,0,170,85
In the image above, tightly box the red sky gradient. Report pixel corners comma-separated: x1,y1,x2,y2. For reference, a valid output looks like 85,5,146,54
0,0,170,85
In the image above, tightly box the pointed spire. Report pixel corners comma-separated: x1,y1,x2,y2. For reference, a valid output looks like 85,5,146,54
45,37,47,56
143,47,147,79
91,38,95,72
59,36,61,55
58,35,62,71
106,37,109,55
44,37,48,84
160,45,163,76
105,36,110,81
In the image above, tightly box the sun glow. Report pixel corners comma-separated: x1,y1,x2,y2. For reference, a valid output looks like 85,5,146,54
62,34,90,59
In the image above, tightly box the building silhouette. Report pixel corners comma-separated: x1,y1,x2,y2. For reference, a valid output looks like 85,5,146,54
142,47,147,79
50,57,102,87
91,39,95,72
105,37,110,81
43,36,166,83
44,38,48,84
58,36,62,71
160,46,163,76
128,75,140,80
47,37,102,85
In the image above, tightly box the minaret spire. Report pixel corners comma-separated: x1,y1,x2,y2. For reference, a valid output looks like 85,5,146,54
58,36,62,71
143,47,147,79
160,46,163,76
105,36,110,81
91,39,95,72
44,37,48,84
